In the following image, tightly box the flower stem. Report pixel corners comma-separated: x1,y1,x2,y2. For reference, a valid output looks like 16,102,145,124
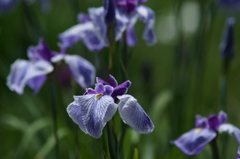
49,80,59,158
210,138,220,159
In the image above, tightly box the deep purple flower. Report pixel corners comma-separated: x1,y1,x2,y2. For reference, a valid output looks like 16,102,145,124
59,0,156,51
172,111,240,155
67,75,154,138
220,18,235,58
7,38,96,94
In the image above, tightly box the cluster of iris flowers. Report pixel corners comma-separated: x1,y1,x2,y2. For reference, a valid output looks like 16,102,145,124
4,0,240,158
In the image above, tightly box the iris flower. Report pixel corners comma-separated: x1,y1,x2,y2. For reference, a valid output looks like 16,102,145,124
220,17,235,58
59,0,157,51
172,111,240,155
67,75,154,138
7,38,96,94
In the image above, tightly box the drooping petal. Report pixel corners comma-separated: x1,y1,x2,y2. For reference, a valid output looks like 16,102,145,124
64,55,96,89
88,7,109,46
68,94,118,138
118,94,154,134
127,26,137,46
115,9,129,41
218,110,228,124
218,123,240,144
172,128,216,155
59,22,106,51
6,59,29,94
112,80,131,99
27,75,46,94
6,59,53,94
136,5,157,45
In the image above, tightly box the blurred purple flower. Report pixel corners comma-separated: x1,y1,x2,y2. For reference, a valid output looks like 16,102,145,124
172,111,240,155
220,18,235,58
219,0,240,7
59,0,156,51
0,0,51,14
7,38,96,94
67,75,154,138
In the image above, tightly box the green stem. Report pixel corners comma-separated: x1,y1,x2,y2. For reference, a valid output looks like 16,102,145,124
210,138,220,159
49,80,59,159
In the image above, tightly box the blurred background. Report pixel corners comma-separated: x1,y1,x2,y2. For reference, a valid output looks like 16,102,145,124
1,0,240,158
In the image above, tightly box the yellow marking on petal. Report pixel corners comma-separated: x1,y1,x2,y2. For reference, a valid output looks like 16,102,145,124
195,128,202,133
96,94,103,99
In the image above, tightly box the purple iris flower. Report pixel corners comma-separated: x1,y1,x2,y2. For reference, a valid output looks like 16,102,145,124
220,18,235,58
59,0,156,51
172,111,240,155
236,146,240,159
67,75,154,138
7,38,96,94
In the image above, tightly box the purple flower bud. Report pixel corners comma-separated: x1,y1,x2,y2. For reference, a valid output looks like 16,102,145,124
104,0,116,25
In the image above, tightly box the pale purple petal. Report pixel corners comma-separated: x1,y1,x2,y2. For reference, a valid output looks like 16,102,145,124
218,111,228,124
115,9,129,41
195,115,208,128
118,94,154,134
27,75,46,94
112,80,131,99
95,83,105,94
136,5,157,45
218,123,240,144
77,13,91,23
59,22,105,51
88,7,109,46
104,85,114,95
84,88,96,95
68,94,118,138
64,55,96,89
6,59,29,94
127,27,137,46
7,59,53,94
172,128,216,155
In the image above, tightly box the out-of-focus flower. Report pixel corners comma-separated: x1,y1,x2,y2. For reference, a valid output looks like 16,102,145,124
59,0,156,51
236,146,240,159
220,18,235,58
172,111,240,155
219,0,240,7
0,0,51,14
67,75,154,138
7,38,96,94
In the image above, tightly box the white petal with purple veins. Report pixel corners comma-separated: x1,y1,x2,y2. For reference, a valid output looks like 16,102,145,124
64,55,96,89
117,94,154,134
67,94,118,138
218,123,240,144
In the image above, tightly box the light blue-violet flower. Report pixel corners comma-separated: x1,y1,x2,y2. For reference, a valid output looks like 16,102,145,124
220,17,235,58
67,75,154,138
0,0,50,14
7,38,96,94
172,111,240,155
59,0,157,51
